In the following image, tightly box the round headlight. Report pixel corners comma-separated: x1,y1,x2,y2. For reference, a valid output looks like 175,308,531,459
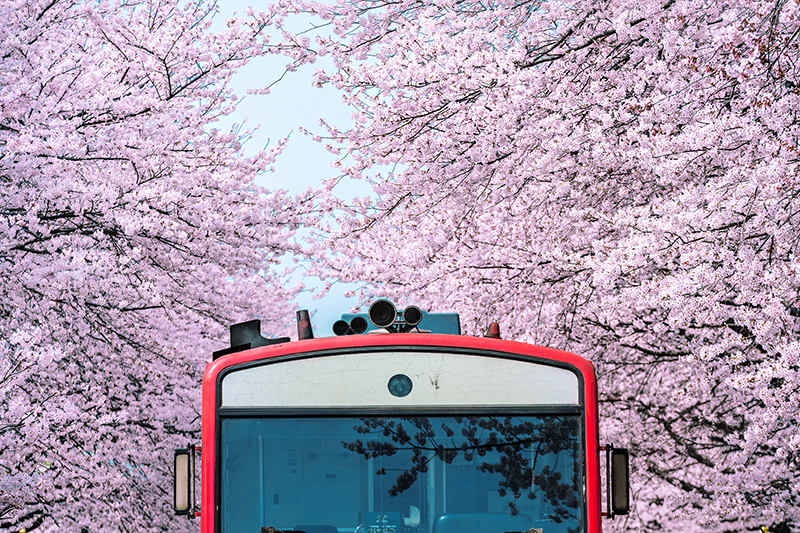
403,306,423,327
350,316,369,334
369,299,397,328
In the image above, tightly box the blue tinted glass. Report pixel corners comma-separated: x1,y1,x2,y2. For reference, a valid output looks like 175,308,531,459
220,416,582,533
387,375,413,397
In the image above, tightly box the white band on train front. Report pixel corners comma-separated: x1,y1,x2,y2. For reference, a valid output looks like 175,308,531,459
221,350,580,407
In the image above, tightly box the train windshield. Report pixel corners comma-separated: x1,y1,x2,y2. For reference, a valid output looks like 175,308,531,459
219,414,583,533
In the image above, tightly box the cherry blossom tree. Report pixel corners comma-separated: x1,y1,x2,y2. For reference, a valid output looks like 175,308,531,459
0,0,309,530
296,0,800,529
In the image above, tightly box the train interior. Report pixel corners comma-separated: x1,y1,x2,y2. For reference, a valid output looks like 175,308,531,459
220,415,582,533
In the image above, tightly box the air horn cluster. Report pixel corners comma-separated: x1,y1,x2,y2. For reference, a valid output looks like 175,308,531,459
333,299,424,335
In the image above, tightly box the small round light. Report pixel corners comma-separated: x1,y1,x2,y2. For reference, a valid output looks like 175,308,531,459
403,306,423,327
350,316,368,334
332,320,350,336
388,374,413,397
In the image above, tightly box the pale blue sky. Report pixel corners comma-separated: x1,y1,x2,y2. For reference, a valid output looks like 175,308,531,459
214,1,368,337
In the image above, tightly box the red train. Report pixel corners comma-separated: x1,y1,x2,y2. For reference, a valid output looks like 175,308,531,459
174,300,629,533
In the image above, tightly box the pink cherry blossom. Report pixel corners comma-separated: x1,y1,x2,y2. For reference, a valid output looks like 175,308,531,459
294,0,800,529
0,0,308,530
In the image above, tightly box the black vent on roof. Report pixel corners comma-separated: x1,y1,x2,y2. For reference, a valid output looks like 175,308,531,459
212,319,290,360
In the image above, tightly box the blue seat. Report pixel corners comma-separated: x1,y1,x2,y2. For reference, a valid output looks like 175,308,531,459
432,513,535,533
294,527,338,533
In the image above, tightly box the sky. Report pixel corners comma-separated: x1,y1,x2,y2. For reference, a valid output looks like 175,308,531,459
214,1,368,337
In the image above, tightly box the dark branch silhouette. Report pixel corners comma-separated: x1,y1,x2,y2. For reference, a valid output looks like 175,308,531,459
342,416,581,522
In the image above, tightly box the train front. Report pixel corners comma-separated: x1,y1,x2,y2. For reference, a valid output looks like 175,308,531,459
177,301,622,533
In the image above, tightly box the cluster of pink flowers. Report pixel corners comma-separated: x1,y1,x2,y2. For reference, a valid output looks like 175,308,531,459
294,0,800,528
0,0,307,530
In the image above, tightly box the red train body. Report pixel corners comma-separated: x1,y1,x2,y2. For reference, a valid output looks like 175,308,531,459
174,302,629,533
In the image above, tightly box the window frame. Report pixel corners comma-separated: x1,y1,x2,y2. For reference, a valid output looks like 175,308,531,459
213,345,590,533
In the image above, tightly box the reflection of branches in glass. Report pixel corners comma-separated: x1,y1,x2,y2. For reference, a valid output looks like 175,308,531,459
341,416,580,522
